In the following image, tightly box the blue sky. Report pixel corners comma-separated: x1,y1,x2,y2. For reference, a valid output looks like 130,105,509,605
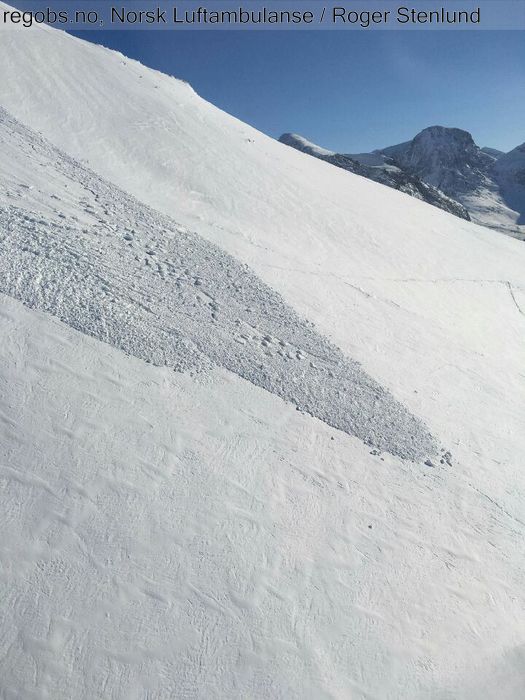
74,29,524,153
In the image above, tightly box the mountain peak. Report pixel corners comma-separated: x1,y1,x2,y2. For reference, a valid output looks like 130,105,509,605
407,126,480,162
415,125,475,144
384,124,492,195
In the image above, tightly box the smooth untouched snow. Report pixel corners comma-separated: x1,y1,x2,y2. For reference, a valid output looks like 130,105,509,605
1,11,525,700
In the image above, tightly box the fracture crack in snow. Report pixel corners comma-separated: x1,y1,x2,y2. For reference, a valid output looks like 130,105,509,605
0,108,437,461
506,282,525,318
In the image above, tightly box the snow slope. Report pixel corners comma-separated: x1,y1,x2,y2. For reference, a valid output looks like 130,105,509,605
1,12,525,700
3,294,524,700
279,132,336,157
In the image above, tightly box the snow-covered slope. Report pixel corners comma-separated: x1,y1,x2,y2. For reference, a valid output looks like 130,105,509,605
279,131,336,157
3,292,524,700
1,14,525,700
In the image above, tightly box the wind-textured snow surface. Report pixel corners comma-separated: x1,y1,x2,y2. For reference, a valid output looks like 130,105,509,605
4,293,524,700
1,11,525,700
0,108,436,461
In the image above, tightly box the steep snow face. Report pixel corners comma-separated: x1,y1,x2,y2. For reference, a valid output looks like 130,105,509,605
0,21,496,281
0,11,524,483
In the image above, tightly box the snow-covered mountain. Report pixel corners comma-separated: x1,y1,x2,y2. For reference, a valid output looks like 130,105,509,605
281,127,525,239
382,126,492,194
1,12,525,700
382,127,525,239
280,132,471,220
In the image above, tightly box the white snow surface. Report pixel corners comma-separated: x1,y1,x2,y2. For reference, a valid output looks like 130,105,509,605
1,14,525,700
279,132,337,157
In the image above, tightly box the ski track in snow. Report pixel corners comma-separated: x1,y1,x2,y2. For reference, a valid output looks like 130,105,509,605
0,108,436,461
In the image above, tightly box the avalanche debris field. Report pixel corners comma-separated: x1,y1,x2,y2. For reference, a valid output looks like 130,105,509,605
0,108,436,461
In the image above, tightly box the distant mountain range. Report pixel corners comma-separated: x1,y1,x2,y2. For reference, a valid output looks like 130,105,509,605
279,127,525,239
